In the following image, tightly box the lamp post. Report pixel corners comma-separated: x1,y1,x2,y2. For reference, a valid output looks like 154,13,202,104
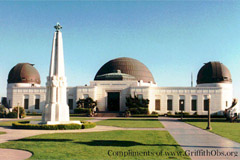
180,101,184,120
206,95,212,130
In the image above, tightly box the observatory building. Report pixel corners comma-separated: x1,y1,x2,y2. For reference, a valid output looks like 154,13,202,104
6,58,233,115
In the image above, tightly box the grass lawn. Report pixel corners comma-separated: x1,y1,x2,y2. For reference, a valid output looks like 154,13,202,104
0,120,39,127
182,118,240,143
96,118,164,128
0,130,189,160
0,131,6,134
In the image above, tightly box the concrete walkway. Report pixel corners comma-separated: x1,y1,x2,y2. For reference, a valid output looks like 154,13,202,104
159,117,240,160
0,118,166,160
0,148,32,160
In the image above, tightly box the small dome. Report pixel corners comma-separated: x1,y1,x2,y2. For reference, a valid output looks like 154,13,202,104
94,57,155,83
197,61,232,84
8,63,41,84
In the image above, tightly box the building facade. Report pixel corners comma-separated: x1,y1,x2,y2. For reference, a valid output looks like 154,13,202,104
6,58,235,115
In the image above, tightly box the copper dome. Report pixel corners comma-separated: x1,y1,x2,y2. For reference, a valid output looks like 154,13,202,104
197,61,232,84
8,63,41,84
94,57,155,83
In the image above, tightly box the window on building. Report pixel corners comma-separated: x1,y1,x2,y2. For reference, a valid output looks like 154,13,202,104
8,100,11,107
155,99,161,110
191,99,197,111
167,99,173,111
24,98,29,109
226,101,228,107
179,99,185,111
68,99,74,110
179,95,185,111
191,95,197,111
83,94,89,99
35,99,40,109
35,95,40,110
204,99,209,111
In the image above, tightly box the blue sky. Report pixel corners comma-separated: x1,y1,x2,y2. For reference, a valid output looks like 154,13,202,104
1,1,240,99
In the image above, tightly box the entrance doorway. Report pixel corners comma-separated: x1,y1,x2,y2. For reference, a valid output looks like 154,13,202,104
107,92,120,111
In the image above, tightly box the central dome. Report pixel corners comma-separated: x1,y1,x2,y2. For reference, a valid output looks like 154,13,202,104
94,57,155,83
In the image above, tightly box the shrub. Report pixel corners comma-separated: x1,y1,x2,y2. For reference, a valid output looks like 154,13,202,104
126,95,149,109
193,112,198,116
151,111,158,115
12,122,81,130
12,121,96,130
81,121,96,129
183,112,190,116
76,97,97,109
12,106,26,118
167,111,172,116
131,114,158,117
0,105,7,118
74,108,91,114
6,112,17,118
138,107,149,114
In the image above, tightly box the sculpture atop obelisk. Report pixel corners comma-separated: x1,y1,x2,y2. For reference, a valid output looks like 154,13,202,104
42,23,79,124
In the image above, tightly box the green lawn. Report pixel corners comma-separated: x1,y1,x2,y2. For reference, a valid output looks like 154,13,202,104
0,131,6,135
96,118,164,128
0,120,39,127
0,130,189,160
183,118,240,143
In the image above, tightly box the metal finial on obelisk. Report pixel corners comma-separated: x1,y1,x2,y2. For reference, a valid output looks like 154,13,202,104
54,22,62,31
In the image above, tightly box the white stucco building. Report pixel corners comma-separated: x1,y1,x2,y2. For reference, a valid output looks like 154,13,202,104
6,58,234,115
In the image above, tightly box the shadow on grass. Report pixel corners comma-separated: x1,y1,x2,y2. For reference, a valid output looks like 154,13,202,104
102,119,158,122
182,118,228,123
75,140,240,149
13,139,73,142
75,140,180,147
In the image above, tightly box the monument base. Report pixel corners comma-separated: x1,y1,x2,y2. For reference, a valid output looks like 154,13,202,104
30,121,81,125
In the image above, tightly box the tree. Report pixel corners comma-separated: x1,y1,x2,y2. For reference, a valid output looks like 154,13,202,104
126,95,149,114
0,105,8,118
76,97,97,109
13,106,26,118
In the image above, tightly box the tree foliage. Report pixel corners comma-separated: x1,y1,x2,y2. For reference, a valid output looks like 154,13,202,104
76,97,97,109
125,95,149,114
126,95,149,108
13,106,26,118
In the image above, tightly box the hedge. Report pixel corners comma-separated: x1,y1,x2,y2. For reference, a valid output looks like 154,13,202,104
12,121,96,130
131,114,158,118
129,107,149,114
82,121,96,129
74,108,91,114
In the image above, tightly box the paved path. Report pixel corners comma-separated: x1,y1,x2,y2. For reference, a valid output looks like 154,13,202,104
159,117,240,160
0,148,32,160
0,118,165,160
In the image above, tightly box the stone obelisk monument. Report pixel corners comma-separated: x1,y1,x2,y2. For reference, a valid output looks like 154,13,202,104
42,23,80,125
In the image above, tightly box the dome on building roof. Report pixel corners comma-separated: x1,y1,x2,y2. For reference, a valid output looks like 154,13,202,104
8,63,41,84
94,57,155,83
197,61,232,84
